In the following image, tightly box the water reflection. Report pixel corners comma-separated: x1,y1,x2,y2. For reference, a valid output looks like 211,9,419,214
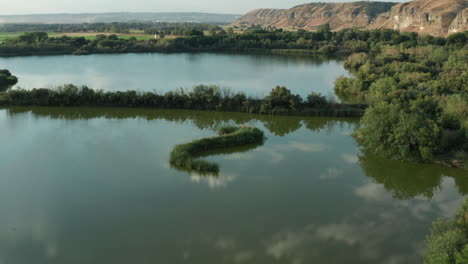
359,152,468,199
3,107,467,197
0,106,466,264
4,107,355,137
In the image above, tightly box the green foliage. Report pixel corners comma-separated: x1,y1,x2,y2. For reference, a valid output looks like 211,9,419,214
367,76,398,103
441,95,468,131
424,198,468,264
334,76,366,103
260,86,303,114
1,28,450,57
339,40,467,163
357,100,441,161
18,32,48,44
183,28,204,36
344,52,369,70
1,83,364,117
446,33,467,46
306,92,329,108
169,126,264,175
0,69,18,92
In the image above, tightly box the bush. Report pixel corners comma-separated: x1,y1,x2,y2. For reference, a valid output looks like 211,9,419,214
357,101,441,161
260,86,303,114
0,69,18,92
306,92,329,108
424,198,468,264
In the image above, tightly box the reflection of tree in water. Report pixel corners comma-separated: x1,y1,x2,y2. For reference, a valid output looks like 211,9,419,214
5,106,467,192
303,118,358,134
5,107,353,136
262,117,302,136
358,152,468,199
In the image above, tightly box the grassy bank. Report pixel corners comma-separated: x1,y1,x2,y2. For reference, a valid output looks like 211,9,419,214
170,126,265,175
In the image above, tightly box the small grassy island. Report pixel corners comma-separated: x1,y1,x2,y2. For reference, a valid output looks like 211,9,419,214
170,126,265,175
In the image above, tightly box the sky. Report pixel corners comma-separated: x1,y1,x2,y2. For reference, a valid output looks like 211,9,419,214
1,0,407,15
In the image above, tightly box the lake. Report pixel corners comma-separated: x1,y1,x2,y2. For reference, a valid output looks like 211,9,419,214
0,107,466,264
0,53,348,98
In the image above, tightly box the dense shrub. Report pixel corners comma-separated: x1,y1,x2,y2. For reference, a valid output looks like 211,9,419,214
338,40,467,163
0,69,18,92
357,100,441,161
260,86,303,114
424,198,468,264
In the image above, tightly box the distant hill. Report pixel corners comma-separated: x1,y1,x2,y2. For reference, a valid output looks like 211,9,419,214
0,12,241,24
233,2,397,31
234,0,468,36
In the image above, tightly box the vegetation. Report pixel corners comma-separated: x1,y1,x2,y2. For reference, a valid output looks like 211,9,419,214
169,126,264,175
0,26,455,56
0,69,18,92
335,35,468,166
0,84,365,117
0,22,223,36
423,197,468,264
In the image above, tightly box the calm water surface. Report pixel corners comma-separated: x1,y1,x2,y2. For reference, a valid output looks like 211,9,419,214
0,53,348,97
0,107,466,264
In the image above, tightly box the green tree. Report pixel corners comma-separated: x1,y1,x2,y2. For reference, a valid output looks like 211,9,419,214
357,101,441,161
424,198,468,264
0,69,18,92
446,33,467,46
260,86,302,113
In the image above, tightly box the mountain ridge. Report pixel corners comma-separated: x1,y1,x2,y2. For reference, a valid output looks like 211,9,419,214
234,0,468,36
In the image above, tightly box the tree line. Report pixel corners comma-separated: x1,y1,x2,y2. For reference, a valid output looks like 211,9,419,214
1,26,466,57
0,83,365,117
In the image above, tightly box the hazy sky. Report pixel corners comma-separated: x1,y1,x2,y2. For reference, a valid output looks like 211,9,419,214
1,0,406,15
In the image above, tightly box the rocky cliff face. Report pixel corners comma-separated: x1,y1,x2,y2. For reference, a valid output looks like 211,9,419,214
234,0,468,36
449,7,468,33
233,2,396,31
370,0,468,36
235,9,287,26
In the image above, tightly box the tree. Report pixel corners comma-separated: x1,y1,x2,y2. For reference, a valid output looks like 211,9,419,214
18,32,48,44
184,28,204,37
424,198,468,264
317,23,332,40
0,69,18,92
446,33,467,46
260,86,302,113
357,101,441,161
